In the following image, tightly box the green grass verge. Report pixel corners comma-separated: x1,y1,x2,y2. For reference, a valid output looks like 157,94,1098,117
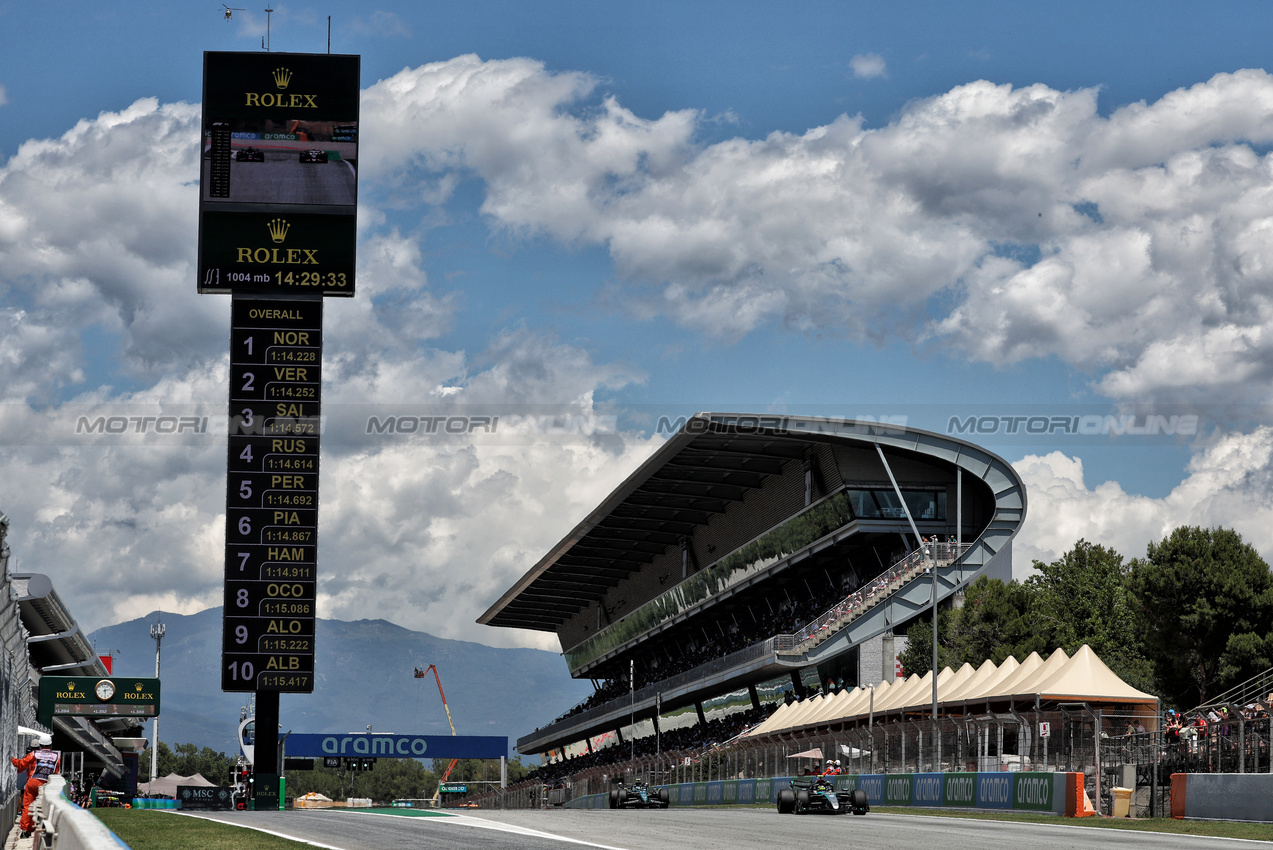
93,810,317,850
869,807,1273,842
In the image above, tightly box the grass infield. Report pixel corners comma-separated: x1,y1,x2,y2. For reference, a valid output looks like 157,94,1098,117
93,810,318,850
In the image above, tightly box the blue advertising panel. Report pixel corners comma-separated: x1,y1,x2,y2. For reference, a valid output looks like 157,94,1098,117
286,733,506,759
976,772,1014,809
912,772,944,806
856,774,885,805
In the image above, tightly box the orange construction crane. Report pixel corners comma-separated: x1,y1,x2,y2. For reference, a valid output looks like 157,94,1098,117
414,665,458,805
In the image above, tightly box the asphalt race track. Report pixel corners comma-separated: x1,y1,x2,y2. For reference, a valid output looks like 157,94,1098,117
177,808,1271,850
202,152,357,205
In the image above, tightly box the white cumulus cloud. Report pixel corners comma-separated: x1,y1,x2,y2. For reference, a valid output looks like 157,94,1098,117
360,60,1273,401
1012,427,1273,570
850,54,887,79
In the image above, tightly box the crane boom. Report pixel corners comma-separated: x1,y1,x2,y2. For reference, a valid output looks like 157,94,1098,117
414,665,459,805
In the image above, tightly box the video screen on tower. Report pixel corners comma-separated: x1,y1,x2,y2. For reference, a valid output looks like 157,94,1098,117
198,52,359,296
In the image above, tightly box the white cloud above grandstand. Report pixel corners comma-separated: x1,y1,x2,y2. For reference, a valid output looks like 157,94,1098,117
1013,427,1273,570
2,9,1273,645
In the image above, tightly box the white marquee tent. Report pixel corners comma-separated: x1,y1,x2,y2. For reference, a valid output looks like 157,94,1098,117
747,645,1157,738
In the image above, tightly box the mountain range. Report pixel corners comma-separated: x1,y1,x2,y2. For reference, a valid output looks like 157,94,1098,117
87,608,593,761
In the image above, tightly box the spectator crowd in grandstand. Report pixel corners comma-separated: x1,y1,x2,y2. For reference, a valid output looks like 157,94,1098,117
547,573,872,728
523,704,777,786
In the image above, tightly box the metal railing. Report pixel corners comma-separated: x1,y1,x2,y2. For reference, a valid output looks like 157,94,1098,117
778,542,971,652
486,706,1273,815
1187,665,1273,718
528,542,972,747
486,707,1103,810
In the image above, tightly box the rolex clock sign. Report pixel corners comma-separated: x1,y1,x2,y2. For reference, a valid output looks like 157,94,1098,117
197,52,359,296
37,677,161,727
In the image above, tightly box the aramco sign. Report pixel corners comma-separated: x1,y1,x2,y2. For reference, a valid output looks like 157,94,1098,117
286,733,507,760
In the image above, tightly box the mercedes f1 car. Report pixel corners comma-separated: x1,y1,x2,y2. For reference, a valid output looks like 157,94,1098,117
235,147,265,162
608,779,670,809
777,777,869,815
299,149,329,163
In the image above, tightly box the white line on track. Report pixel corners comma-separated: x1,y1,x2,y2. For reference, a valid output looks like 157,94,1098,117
357,810,632,849
169,808,631,850
168,811,347,850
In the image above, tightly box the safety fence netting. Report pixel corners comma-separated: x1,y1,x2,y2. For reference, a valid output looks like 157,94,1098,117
474,708,1271,816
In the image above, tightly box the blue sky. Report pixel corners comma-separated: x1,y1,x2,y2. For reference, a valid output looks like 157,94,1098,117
2,2,1273,647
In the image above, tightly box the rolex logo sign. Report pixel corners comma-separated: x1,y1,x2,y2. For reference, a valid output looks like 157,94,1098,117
237,219,318,265
246,66,316,109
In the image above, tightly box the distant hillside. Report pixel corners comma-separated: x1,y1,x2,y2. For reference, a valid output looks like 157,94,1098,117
89,608,592,760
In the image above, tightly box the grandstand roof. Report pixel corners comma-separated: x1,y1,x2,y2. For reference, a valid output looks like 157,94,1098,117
479,411,1020,634
479,414,828,632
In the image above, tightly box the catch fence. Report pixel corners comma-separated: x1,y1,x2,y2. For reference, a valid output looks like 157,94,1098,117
475,708,1272,816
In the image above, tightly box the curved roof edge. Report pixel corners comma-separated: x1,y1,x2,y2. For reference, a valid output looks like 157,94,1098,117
480,412,1027,634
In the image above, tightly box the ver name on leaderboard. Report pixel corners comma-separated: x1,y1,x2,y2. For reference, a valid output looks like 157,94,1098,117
222,296,321,693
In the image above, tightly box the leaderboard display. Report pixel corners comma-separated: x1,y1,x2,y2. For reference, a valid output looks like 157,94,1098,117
222,297,322,693
198,51,359,702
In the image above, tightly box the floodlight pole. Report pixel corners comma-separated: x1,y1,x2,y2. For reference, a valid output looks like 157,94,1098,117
874,442,939,770
630,659,635,761
149,615,165,783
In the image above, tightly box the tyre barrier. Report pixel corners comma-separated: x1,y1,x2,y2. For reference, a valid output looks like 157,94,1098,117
565,771,1082,815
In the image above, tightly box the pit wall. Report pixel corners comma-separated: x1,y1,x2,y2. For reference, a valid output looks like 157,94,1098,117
565,771,1075,816
1170,773,1273,822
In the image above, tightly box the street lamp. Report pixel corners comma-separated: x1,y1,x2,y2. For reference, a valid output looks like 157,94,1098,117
149,615,165,783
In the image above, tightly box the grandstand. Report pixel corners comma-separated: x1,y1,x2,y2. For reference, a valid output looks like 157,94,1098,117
479,413,1027,764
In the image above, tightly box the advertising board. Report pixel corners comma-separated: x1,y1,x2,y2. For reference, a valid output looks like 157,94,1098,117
220,296,321,693
198,51,359,296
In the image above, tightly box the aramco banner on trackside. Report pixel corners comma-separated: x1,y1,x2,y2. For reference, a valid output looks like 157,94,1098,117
565,771,1070,815
287,733,507,759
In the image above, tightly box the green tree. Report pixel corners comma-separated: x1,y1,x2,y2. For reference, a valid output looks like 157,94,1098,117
947,576,1045,665
1026,540,1154,692
897,607,959,677
138,741,236,785
1128,526,1273,706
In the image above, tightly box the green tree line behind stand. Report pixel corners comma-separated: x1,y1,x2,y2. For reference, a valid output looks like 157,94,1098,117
139,742,529,802
138,742,238,786
282,756,530,802
898,525,1273,709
